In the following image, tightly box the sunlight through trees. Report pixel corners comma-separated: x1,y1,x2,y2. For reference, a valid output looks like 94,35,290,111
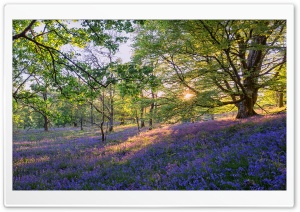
13,20,286,131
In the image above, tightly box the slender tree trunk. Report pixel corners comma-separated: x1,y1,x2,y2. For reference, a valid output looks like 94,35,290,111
108,84,114,132
108,116,113,132
43,115,49,131
120,96,125,125
149,91,155,130
100,122,105,142
106,121,109,134
120,116,125,125
140,90,145,128
276,91,284,108
100,91,105,143
149,117,153,130
154,94,158,122
140,107,145,128
90,103,94,126
42,91,49,131
135,110,140,132
80,115,83,131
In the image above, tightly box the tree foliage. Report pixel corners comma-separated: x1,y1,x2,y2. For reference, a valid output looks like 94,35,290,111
12,19,287,134
133,20,286,118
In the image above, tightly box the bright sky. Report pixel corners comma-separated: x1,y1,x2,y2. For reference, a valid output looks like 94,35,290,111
115,38,133,63
34,20,134,64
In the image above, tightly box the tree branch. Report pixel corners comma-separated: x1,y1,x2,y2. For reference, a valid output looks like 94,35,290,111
13,20,37,40
89,101,110,119
258,54,286,77
161,55,200,95
199,20,221,45
17,34,110,88
13,74,32,100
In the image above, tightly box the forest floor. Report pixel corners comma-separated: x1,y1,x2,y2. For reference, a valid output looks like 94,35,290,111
13,113,286,190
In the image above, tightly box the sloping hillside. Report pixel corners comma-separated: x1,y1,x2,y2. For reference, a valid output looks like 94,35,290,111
13,114,286,190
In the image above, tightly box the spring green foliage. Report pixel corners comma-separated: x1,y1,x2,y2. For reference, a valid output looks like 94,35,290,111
13,20,286,131
12,20,288,192
133,20,286,117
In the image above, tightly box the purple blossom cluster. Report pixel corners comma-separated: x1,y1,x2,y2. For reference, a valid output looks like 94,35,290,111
13,114,286,190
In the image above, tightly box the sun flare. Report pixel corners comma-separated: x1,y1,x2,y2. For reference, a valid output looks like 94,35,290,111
183,93,194,100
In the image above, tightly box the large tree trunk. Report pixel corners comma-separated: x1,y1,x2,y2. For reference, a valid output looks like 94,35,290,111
236,82,259,118
236,35,266,119
236,83,259,118
236,94,258,118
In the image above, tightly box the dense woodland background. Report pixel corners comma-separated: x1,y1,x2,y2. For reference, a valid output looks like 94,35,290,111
13,20,286,139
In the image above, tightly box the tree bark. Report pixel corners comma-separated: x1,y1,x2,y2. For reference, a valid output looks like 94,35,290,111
120,97,125,125
43,115,49,131
154,94,158,122
120,116,125,125
236,95,258,118
108,117,114,132
140,90,145,128
100,121,105,142
108,84,114,132
13,20,37,40
80,115,83,131
42,90,49,131
149,91,155,130
236,35,266,119
149,117,153,130
276,91,284,108
140,108,145,128
90,103,94,126
135,110,140,132
100,91,106,143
